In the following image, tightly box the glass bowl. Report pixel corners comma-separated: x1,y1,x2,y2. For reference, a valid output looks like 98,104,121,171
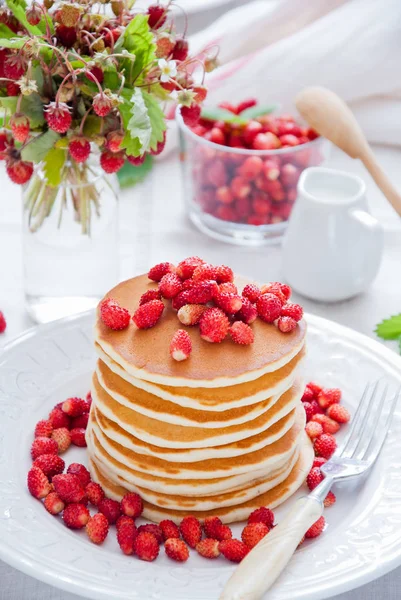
176,106,331,246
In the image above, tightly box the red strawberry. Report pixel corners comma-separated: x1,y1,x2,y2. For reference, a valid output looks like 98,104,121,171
260,282,287,304
121,492,143,518
257,294,282,323
203,516,222,538
241,522,269,549
85,481,105,506
192,263,218,282
219,539,249,562
199,308,229,343
176,256,205,279
159,273,183,298
26,4,41,25
181,103,201,126
214,524,233,541
71,413,89,430
172,36,189,61
305,516,325,539
62,397,88,417
311,414,340,435
193,85,208,103
69,137,90,163
10,114,30,143
280,302,303,322
45,102,72,133
307,382,323,397
44,492,65,515
133,531,159,561
215,265,234,283
49,407,70,430
137,524,163,545
100,151,125,173
67,463,91,487
6,159,33,184
98,498,121,524
52,473,86,503
33,454,65,478
306,467,324,491
148,262,175,282
51,427,71,453
302,401,320,422
215,293,242,314
305,421,323,440
302,385,315,402
177,304,206,326
237,298,258,325
139,289,161,305
183,280,219,304
147,4,167,29
314,433,337,459
87,66,104,85
165,538,189,562
160,519,180,541
63,503,90,529
117,516,137,555
196,538,220,559
324,491,336,507
326,404,350,424
27,466,51,499
312,457,327,468
242,284,261,303
219,282,238,295
317,388,342,409
86,512,109,544
0,311,6,332
4,55,25,80
56,24,77,48
170,329,192,361
31,437,58,460
247,507,275,528
70,427,87,447
180,516,202,548
105,131,124,153
34,420,53,438
93,93,112,117
132,299,164,329
99,297,130,330
229,321,254,345
277,316,297,333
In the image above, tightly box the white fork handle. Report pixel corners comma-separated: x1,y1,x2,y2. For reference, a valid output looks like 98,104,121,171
220,496,323,600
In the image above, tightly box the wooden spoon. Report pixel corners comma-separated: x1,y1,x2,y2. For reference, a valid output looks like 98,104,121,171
295,86,401,217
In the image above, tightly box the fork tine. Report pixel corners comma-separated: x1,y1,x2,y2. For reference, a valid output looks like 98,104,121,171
351,384,388,461
362,387,400,466
339,382,378,458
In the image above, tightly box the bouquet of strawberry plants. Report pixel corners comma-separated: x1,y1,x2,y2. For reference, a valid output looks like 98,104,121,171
0,0,206,232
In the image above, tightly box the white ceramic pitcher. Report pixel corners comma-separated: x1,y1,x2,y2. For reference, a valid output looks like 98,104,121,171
282,167,383,302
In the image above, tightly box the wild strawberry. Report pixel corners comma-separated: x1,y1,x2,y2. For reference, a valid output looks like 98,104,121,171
165,538,189,562
52,473,86,504
31,437,58,460
132,299,164,329
314,433,337,459
247,507,275,528
70,427,87,447
67,464,91,487
150,133,166,156
241,522,269,549
237,298,258,324
85,482,104,506
219,282,238,295
59,3,81,27
172,36,189,61
242,284,261,303
324,491,336,507
160,519,180,541
327,404,351,424
148,262,175,282
71,413,89,430
305,421,323,440
139,289,161,305
133,531,160,561
181,103,201,127
306,467,324,491
192,263,217,281
62,397,88,418
34,420,53,438
93,93,112,117
214,524,233,541
277,316,297,333
312,414,340,435
51,427,71,453
199,307,229,343
239,156,263,180
308,382,323,397
215,292,242,314
127,154,146,166
257,294,282,323
281,302,303,322
0,311,6,332
100,150,125,173
69,137,90,163
49,407,70,429
86,65,104,84
147,4,167,29
86,512,109,544
138,524,163,545
302,385,315,402
177,304,206,326
303,401,319,423
4,55,25,80
44,492,65,515
6,82,20,96
193,85,207,103
117,516,137,555
184,281,219,304
98,498,121,524
6,159,33,184
63,503,90,529
33,454,65,478
26,4,41,25
203,516,222,538
170,329,192,361
219,539,249,562
45,102,72,133
305,516,325,539
155,33,175,58
317,388,342,409
196,538,220,559
180,516,202,548
215,265,234,283
10,114,30,143
260,282,287,304
105,131,124,153
229,321,254,345
99,297,130,330
262,159,280,180
159,273,182,298
27,466,51,499
121,492,143,518
176,256,204,279
313,457,327,468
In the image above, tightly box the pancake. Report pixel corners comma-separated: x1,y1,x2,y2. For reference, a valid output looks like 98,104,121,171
96,342,306,411
89,432,314,523
95,274,306,387
92,374,303,449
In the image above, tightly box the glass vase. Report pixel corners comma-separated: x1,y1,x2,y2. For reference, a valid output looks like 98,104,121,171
22,158,119,324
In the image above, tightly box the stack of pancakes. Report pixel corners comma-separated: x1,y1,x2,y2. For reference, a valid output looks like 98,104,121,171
87,274,313,523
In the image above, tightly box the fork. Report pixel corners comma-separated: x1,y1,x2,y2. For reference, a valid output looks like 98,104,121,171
220,382,400,600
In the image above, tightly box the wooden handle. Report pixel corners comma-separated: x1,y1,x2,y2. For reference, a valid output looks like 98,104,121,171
220,497,323,600
360,147,401,217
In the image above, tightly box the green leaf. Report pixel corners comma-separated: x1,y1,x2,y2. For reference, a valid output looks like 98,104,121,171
103,70,119,90
375,314,401,340
6,0,42,35
117,154,153,188
0,34,28,47
21,130,60,163
121,88,152,155
0,24,16,39
201,107,247,125
43,147,66,187
36,14,55,35
142,90,166,150
82,115,103,137
32,64,44,95
0,96,17,112
122,14,155,81
240,104,278,120
21,93,45,128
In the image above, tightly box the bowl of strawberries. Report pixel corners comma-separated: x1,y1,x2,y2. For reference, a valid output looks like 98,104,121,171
177,98,330,245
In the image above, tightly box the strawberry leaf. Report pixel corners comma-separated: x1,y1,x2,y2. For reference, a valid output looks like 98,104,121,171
201,107,246,125
43,147,66,187
375,314,401,340
117,154,153,188
121,14,155,81
21,130,60,163
239,104,278,120
20,93,45,128
0,24,16,39
121,88,151,156
0,33,28,47
142,90,166,150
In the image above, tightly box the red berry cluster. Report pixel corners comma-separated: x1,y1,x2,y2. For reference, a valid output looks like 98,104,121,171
0,310,6,333
99,258,304,361
188,101,324,226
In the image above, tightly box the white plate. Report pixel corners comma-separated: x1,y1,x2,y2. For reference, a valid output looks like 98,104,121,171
0,312,401,600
